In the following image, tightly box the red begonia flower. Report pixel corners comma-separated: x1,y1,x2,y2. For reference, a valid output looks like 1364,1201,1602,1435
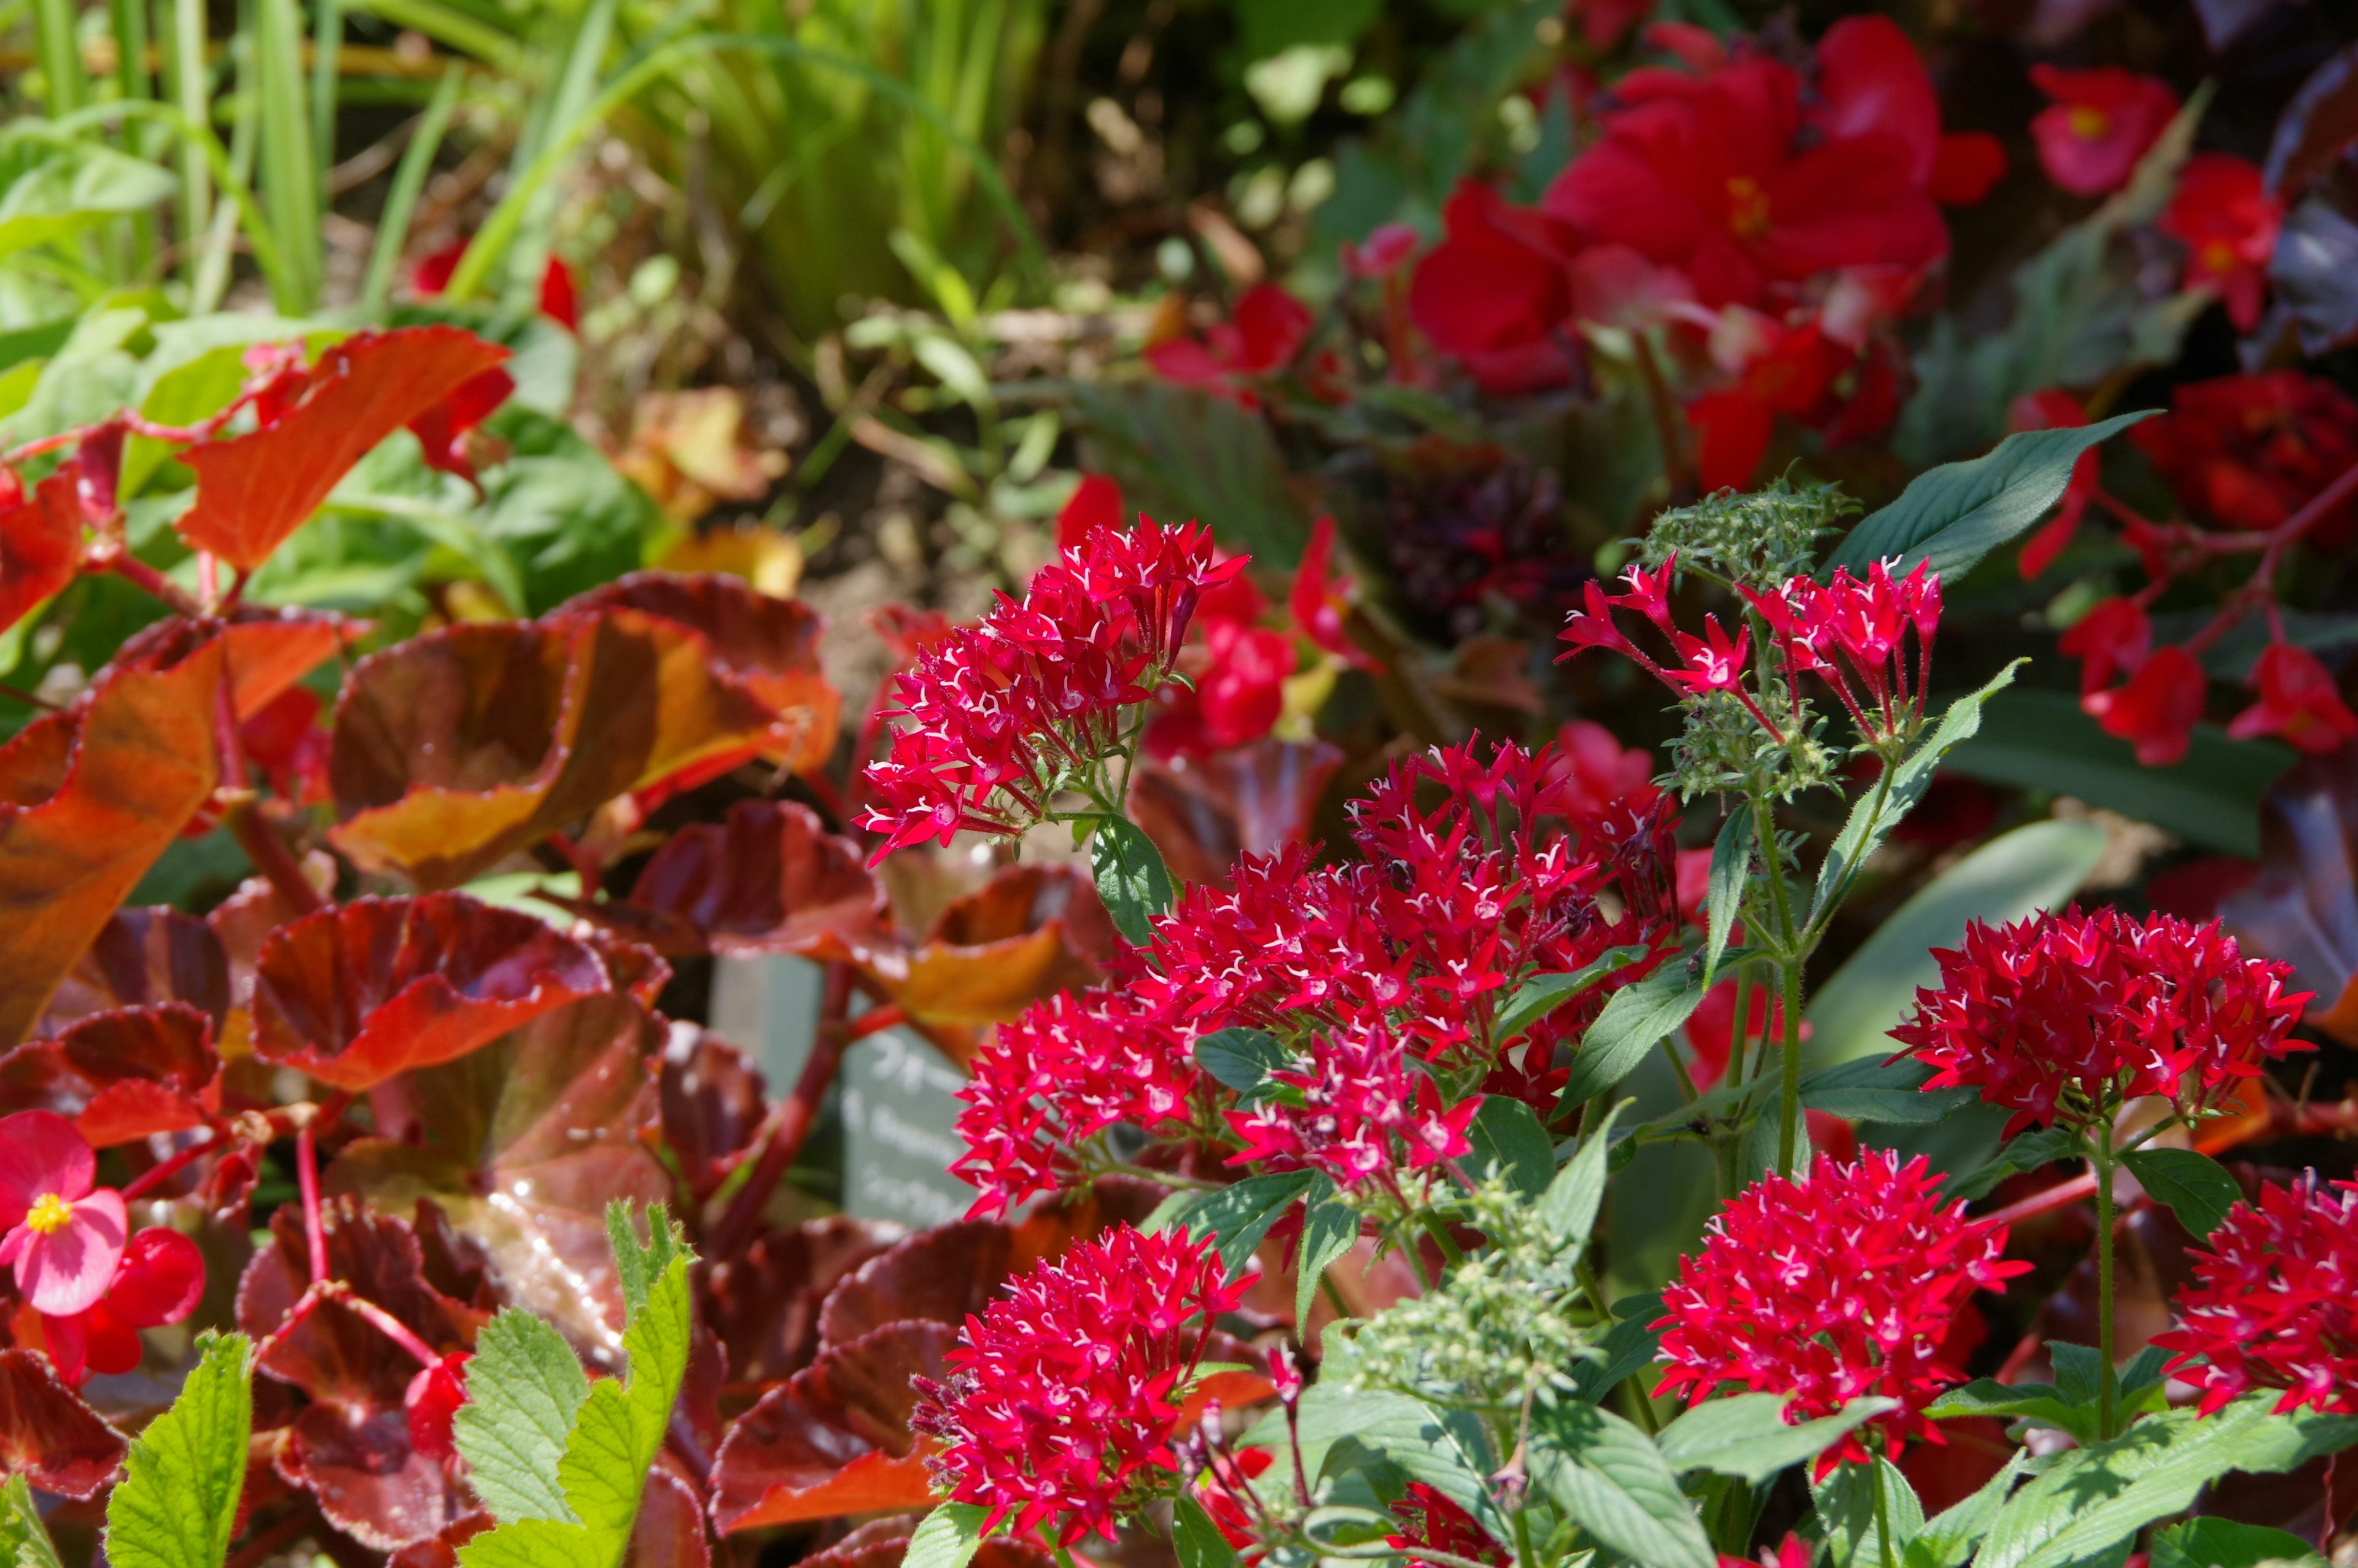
1929,132,2008,205
2159,155,2284,332
1145,284,1316,404
1407,182,1583,395
2009,389,2098,578
2084,642,2208,766
2057,596,2152,696
911,1225,1248,1543
2228,642,2358,754
1890,906,2309,1136
1656,1151,2028,1473
407,1350,473,1462
40,1225,206,1386
0,1112,125,1316
2155,1175,2358,1416
2028,66,2178,196
2130,371,2358,542
412,238,580,331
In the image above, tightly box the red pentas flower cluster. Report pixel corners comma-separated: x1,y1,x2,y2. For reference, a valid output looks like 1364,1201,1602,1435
1387,1483,1508,1568
910,1225,1247,1543
1655,1150,2028,1473
951,736,1676,1216
1890,908,2311,1135
857,519,1243,858
2154,1175,2358,1417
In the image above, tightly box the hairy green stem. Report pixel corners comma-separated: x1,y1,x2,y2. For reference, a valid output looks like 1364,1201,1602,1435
2093,1118,2119,1439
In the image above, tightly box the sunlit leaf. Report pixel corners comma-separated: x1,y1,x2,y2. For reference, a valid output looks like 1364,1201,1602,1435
102,1332,251,1568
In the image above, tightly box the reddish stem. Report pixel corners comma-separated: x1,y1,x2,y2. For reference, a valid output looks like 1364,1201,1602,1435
847,1004,906,1042
120,1131,219,1203
340,1290,444,1370
222,795,328,916
254,1281,329,1365
708,961,857,1259
223,1507,321,1568
297,1121,329,1285
91,550,203,618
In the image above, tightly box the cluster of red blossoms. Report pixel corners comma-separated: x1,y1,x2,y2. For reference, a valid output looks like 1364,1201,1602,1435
952,736,1678,1216
0,1111,204,1387
1655,1151,2028,1473
909,1225,1245,1543
1890,908,2309,1136
1386,1483,1508,1568
857,520,1243,857
1559,555,1941,751
2155,1174,2358,1417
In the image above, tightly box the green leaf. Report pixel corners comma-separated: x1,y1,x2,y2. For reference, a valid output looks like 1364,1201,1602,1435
1073,382,1312,566
455,1308,595,1524
905,1504,992,1568
1528,1400,1715,1568
0,130,178,264
1828,413,2156,580
605,1198,688,1319
1492,945,1653,1046
1247,1387,1501,1534
1196,1028,1291,1103
1569,1299,1665,1405
1172,1491,1240,1568
1656,1395,1896,1484
1903,1452,2028,1568
1947,1125,2084,1202
2123,1147,2241,1238
1813,1457,1927,1568
1296,1176,1360,1330
1558,962,1705,1109
1465,1095,1553,1196
0,1473,61,1568
1702,812,1751,987
2150,1519,2328,1568
1806,820,2107,1066
1942,688,2293,858
1159,1171,1317,1276
1538,1101,1627,1253
1976,1398,2358,1568
1924,1380,2101,1448
458,1208,699,1568
1796,1056,1978,1125
1092,816,1174,945
1810,662,2023,928
103,1331,254,1568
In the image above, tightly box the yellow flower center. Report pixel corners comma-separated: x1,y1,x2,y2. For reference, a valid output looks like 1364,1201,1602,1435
2201,242,2239,274
1725,174,1771,239
23,1193,72,1235
2068,106,2111,141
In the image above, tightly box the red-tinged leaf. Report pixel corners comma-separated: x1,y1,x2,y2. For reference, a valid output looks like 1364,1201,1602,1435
251,893,612,1091
0,474,80,636
323,993,667,1353
925,864,1115,964
1005,1176,1170,1270
718,1445,937,1533
626,800,883,958
564,573,841,776
328,611,784,890
895,922,1100,1030
408,367,515,491
807,1321,955,1451
657,1031,768,1203
209,862,334,1013
0,1347,124,1499
386,1512,491,1568
235,1198,483,1549
1177,1370,1277,1431
1130,737,1344,889
585,931,672,1004
0,635,222,1048
705,1219,898,1387
41,905,229,1034
177,327,513,570
0,1001,219,1146
114,610,363,723
795,1517,924,1568
629,1468,712,1568
817,1222,1014,1351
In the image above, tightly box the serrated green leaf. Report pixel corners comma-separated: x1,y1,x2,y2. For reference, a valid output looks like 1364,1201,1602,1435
1465,1095,1553,1196
1159,1171,1317,1276
1813,1457,1926,1568
906,1505,991,1568
1702,812,1751,988
1493,945,1653,1046
1977,1398,2358,1568
1196,1028,1291,1103
2150,1518,2327,1568
0,1475,61,1568
1092,817,1173,945
1655,1394,1896,1484
1538,1101,1627,1252
1558,962,1705,1110
2123,1147,2241,1240
454,1308,593,1525
1903,1451,2028,1568
104,1332,253,1568
1530,1400,1714,1568
1826,414,2155,581
605,1198,688,1319
1296,1176,1359,1330
1172,1491,1239,1568
1811,662,2021,929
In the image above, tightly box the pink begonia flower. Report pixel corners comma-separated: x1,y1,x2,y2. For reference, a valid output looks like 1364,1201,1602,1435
0,1111,128,1316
